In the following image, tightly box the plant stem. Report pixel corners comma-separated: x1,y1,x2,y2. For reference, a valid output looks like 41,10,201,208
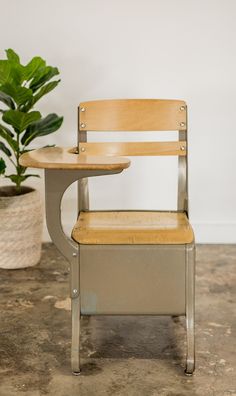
15,132,21,193
8,156,17,167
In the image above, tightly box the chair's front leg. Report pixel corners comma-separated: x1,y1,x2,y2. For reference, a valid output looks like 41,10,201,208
44,168,122,374
45,170,81,374
185,243,195,375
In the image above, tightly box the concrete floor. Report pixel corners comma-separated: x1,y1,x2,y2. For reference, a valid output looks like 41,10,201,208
0,244,235,396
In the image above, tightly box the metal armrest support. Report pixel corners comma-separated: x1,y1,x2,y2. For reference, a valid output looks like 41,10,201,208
44,168,122,296
44,168,123,374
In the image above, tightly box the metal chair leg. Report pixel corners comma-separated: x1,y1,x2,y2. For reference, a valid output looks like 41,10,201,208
44,169,123,375
70,258,81,375
71,293,81,375
185,243,195,375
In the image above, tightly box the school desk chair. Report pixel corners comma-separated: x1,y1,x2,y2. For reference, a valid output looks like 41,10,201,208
20,99,195,375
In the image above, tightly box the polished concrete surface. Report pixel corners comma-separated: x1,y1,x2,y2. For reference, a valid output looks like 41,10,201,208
0,244,235,396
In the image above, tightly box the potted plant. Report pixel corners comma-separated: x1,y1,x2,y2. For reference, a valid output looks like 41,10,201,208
0,49,63,269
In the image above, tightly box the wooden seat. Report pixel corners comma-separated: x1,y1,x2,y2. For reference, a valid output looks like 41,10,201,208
72,211,194,245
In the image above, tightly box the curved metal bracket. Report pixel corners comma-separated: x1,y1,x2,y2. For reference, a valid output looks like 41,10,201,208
45,169,79,262
44,168,122,263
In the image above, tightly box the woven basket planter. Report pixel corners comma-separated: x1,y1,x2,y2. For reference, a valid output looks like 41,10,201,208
0,186,43,269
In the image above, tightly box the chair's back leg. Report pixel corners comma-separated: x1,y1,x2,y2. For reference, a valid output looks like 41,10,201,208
178,130,188,213
77,112,89,213
71,255,81,375
78,178,89,212
185,243,196,375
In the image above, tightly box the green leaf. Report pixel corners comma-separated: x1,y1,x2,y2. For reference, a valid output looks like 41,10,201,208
5,49,20,63
20,98,34,113
3,110,41,133
0,91,15,109
42,144,56,148
0,83,33,107
10,63,25,85
32,80,60,105
24,56,46,81
29,66,59,92
5,174,39,184
0,157,6,174
5,49,24,84
19,148,31,154
0,141,12,156
0,60,24,85
22,80,60,112
0,60,11,84
0,123,14,137
21,113,63,146
23,174,40,178
0,124,17,151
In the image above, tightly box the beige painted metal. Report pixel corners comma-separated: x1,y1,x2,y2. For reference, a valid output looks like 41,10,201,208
185,243,195,374
80,244,186,315
178,130,188,212
77,112,90,212
44,168,126,375
78,178,89,212
79,99,187,131
44,170,80,374
72,211,194,245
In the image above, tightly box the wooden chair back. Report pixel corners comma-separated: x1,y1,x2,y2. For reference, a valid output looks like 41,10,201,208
78,99,187,157
77,99,188,212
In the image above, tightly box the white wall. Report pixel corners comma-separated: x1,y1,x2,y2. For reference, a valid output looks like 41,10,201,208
1,0,236,243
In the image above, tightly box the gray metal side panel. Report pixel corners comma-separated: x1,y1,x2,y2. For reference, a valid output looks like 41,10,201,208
80,245,186,315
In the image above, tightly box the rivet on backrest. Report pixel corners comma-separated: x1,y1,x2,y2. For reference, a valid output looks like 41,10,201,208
80,147,85,152
80,107,86,112
180,146,185,151
80,123,86,128
180,106,185,111
180,122,185,127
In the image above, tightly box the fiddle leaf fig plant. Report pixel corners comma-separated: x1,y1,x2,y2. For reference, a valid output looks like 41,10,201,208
0,49,63,193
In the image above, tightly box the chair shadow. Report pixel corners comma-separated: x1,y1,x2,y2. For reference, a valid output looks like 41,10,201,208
81,315,186,372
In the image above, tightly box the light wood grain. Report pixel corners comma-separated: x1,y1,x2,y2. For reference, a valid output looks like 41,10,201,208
72,211,194,245
79,99,187,131
77,141,187,156
19,147,130,171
